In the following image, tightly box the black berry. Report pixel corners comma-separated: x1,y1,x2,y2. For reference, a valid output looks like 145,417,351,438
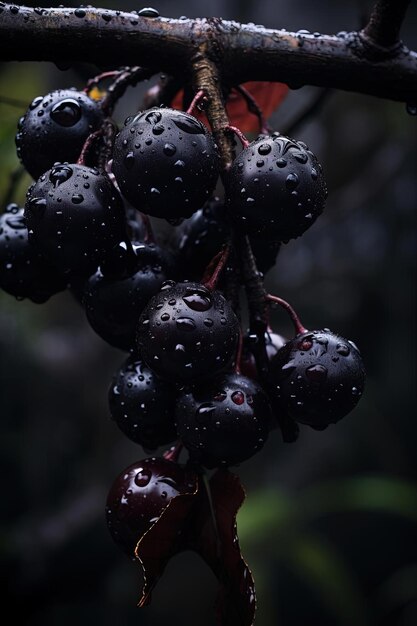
269,329,365,428
106,457,197,558
176,372,273,468
25,163,127,275
137,281,239,383
109,357,177,450
112,107,220,219
0,204,66,303
16,89,104,179
84,242,176,351
225,135,327,242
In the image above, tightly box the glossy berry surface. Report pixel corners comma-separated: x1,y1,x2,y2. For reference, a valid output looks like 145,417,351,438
112,107,220,219
0,204,66,303
240,330,287,380
16,89,104,180
106,457,197,558
84,242,176,351
25,163,127,275
174,197,280,280
225,135,327,242
176,372,273,468
137,281,239,383
109,357,177,450
269,329,365,428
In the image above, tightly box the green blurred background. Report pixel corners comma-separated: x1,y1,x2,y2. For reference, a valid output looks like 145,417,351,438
1,1,416,625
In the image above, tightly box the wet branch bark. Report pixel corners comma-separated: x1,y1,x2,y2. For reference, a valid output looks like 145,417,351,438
0,3,416,104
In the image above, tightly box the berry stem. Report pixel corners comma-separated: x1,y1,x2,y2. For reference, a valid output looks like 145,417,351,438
234,85,271,134
266,293,308,336
202,243,231,291
98,118,117,172
100,66,154,115
140,213,156,244
235,330,243,374
77,129,103,166
163,442,183,463
224,125,250,149
83,70,123,95
186,89,207,116
201,471,222,559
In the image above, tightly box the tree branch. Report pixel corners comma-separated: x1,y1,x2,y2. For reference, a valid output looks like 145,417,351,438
0,4,416,103
362,0,411,49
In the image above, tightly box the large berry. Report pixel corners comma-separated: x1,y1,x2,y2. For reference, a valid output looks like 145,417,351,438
109,357,177,450
16,89,104,180
106,457,197,558
137,281,239,383
225,135,327,242
0,204,66,303
174,197,280,279
25,163,127,275
84,242,176,351
112,107,220,219
269,329,365,428
176,372,273,468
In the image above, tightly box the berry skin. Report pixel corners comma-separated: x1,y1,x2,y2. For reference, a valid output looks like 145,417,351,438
112,107,220,219
174,197,280,280
0,204,66,303
16,89,104,180
269,329,365,429
25,163,127,275
175,372,273,468
239,330,287,380
84,242,176,351
106,457,197,558
225,135,327,242
137,281,239,383
109,357,177,450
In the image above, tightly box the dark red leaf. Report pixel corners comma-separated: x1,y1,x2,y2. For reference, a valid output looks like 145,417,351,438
134,475,198,607
188,469,256,626
171,82,289,133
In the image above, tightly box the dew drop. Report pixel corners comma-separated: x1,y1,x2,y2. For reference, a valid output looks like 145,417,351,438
124,151,135,169
176,317,196,331
173,114,205,135
71,194,84,204
138,7,160,17
161,312,170,321
50,99,82,127
258,143,271,155
286,173,299,190
293,150,308,164
145,110,162,124
276,158,287,168
152,123,165,135
163,142,176,156
311,167,318,180
74,7,86,18
49,164,73,187
336,343,350,356
183,289,211,311
134,469,152,487
306,364,328,382
231,390,245,405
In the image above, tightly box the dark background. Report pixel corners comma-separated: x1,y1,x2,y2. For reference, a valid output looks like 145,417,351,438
1,1,416,625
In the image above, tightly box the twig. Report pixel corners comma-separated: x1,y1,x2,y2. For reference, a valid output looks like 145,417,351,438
100,66,155,115
234,85,271,134
362,0,411,49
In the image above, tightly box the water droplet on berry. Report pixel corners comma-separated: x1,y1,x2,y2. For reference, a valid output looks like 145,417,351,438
28,197,47,217
173,114,205,135
71,194,84,204
163,143,176,156
286,173,299,190
124,151,135,169
161,313,170,321
183,289,211,311
276,158,287,167
293,150,308,164
336,343,350,356
306,364,328,382
214,390,227,402
145,110,162,124
49,164,73,187
29,96,43,110
152,123,165,135
176,317,196,331
231,391,245,405
134,468,152,487
258,143,271,155
50,99,82,127
311,167,318,180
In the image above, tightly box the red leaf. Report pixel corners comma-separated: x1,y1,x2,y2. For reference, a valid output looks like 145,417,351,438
134,482,198,607
171,82,289,133
188,470,256,626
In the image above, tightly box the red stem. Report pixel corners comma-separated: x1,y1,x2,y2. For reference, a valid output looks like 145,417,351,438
234,85,271,134
186,89,207,116
266,293,308,336
202,244,231,291
163,442,183,463
140,213,155,244
77,129,102,165
224,125,250,149
84,70,122,94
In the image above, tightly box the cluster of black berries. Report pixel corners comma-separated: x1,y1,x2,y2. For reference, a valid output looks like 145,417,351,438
0,85,365,558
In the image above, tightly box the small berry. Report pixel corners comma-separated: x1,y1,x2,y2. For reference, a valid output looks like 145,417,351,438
16,89,104,179
269,329,365,428
106,457,197,558
176,372,273,468
112,107,220,219
137,281,239,383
